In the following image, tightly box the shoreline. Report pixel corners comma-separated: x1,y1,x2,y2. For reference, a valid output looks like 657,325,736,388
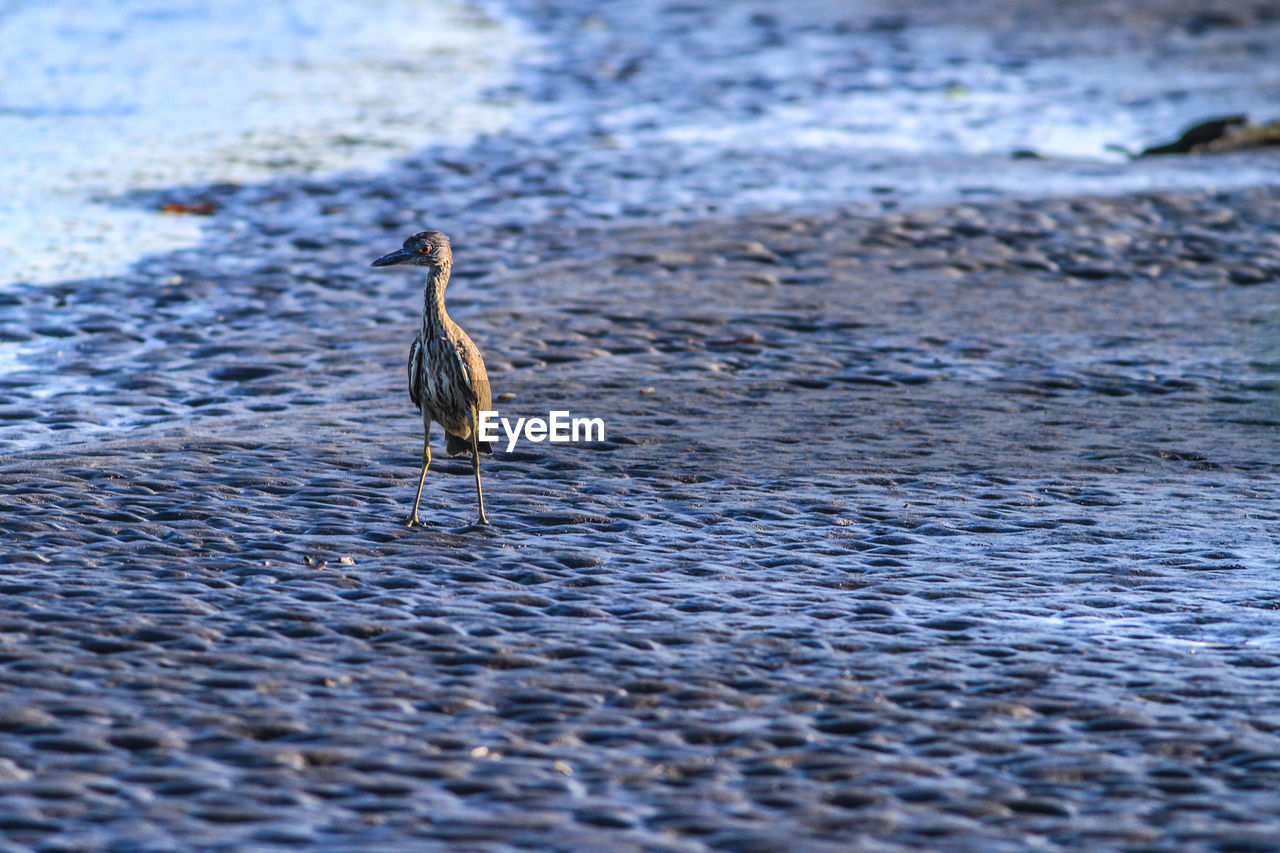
4,178,1278,497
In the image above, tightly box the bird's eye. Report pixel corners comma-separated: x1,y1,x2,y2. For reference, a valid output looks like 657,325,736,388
420,244,433,254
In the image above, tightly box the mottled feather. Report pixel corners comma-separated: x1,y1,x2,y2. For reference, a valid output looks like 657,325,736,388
408,328,493,455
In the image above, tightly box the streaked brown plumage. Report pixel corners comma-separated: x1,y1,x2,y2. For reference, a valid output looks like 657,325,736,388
372,230,492,526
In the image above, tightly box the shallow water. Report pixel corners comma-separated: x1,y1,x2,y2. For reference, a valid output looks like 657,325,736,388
497,0,1280,217
0,0,529,285
6,0,1280,290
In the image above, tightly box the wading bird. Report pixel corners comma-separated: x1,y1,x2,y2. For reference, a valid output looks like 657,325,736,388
372,230,492,526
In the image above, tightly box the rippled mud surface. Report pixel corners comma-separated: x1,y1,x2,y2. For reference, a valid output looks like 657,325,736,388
3,180,1280,849
5,0,1280,849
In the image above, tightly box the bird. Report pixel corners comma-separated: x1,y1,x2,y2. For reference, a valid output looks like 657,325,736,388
372,230,492,526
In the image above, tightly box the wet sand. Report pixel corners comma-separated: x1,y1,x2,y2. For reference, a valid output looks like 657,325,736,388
3,181,1280,849
5,0,1280,849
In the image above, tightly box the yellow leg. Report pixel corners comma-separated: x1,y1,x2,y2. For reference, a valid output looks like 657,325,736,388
408,424,430,527
471,413,489,526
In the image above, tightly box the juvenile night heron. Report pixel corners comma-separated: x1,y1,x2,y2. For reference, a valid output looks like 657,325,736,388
372,230,492,526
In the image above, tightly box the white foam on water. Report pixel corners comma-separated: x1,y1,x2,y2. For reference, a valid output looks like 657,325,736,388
0,0,532,286
610,19,1280,211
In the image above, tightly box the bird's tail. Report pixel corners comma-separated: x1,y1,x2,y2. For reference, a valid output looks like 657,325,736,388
446,432,493,456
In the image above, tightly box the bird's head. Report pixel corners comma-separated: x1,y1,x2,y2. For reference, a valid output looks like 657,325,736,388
372,230,453,269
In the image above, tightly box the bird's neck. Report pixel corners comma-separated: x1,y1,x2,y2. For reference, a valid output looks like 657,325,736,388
421,264,451,338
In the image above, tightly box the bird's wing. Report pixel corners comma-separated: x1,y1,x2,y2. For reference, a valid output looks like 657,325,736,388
407,335,424,412
455,336,491,414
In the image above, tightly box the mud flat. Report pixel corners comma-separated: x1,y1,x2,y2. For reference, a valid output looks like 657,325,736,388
4,0,1280,849
2,179,1280,849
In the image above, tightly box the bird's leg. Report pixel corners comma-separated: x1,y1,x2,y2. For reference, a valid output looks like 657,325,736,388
471,410,489,526
408,422,431,527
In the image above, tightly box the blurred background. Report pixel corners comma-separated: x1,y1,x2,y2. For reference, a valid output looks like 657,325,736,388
3,0,1277,285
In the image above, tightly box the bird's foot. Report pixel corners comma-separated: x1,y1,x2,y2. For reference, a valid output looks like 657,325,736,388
406,514,421,528
476,512,490,527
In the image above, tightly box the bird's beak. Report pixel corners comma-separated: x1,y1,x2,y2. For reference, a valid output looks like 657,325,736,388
372,248,415,267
